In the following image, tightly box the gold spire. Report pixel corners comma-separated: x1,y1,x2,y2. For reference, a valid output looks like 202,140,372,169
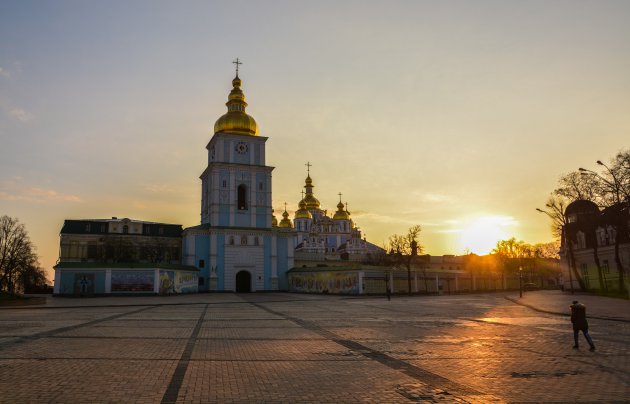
213,60,258,136
278,202,293,228
302,162,320,210
333,193,350,220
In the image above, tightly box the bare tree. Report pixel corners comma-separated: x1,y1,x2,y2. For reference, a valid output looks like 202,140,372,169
0,216,44,294
537,196,586,291
388,225,423,296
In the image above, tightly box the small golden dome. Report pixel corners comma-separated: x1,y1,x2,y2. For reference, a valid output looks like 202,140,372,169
295,200,312,220
303,194,320,210
214,75,259,136
333,201,350,220
278,210,293,228
271,209,278,227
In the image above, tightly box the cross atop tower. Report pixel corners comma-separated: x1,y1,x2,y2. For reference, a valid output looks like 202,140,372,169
338,192,343,203
305,161,312,176
284,202,288,212
232,58,242,76
301,190,305,199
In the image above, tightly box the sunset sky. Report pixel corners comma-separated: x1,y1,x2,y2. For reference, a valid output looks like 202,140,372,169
1,1,629,280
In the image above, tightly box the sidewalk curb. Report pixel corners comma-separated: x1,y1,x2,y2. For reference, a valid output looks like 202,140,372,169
504,296,629,323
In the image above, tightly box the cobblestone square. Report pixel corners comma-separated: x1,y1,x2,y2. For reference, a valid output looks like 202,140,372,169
0,291,628,403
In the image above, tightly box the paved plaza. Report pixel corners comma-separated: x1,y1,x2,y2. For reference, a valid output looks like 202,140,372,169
0,291,628,403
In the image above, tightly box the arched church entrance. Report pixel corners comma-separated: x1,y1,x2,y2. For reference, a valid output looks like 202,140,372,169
235,271,252,293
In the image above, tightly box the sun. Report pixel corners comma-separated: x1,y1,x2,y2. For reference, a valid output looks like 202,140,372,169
458,216,517,255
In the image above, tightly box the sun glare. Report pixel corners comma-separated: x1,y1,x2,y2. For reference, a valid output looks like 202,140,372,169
459,216,517,255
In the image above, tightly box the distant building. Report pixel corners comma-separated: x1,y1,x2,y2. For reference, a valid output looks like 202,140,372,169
53,217,198,295
563,199,630,292
290,170,383,262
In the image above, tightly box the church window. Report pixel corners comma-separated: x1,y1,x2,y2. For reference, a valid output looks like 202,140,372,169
229,236,234,245
259,182,263,191
237,184,248,210
123,225,129,234
607,226,616,243
596,228,606,246
602,259,610,274
576,232,586,249
222,180,227,188
241,235,247,245
580,263,589,281
199,260,205,268
85,223,91,232
198,277,205,286
254,237,259,246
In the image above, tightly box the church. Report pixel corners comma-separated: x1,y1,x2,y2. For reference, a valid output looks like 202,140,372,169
182,66,295,292
53,62,382,295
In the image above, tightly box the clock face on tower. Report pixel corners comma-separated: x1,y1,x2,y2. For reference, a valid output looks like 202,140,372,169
235,142,248,154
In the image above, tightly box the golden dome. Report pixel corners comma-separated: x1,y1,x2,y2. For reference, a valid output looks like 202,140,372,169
302,175,320,210
333,201,350,220
271,209,278,227
295,200,312,220
278,210,293,228
213,76,259,136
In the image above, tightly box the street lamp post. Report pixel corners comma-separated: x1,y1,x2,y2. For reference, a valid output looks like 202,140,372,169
519,266,523,298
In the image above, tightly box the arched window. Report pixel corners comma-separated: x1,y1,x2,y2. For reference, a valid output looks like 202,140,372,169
237,184,248,210
241,235,248,245
123,225,128,234
607,226,616,243
576,232,586,249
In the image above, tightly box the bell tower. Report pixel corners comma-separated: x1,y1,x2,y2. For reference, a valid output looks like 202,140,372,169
200,62,274,228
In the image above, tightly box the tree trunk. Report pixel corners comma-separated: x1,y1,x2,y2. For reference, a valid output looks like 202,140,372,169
565,230,585,290
592,241,606,291
614,235,627,294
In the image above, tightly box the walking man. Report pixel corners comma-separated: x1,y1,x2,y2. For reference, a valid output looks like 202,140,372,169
570,300,595,351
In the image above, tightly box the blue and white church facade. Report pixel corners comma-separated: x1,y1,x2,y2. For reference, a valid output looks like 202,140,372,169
182,73,294,292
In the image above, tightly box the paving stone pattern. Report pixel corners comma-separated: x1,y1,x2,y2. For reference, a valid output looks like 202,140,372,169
0,292,628,403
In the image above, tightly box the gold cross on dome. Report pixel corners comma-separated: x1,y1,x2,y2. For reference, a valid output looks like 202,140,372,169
232,58,242,75
305,161,312,175
338,192,343,203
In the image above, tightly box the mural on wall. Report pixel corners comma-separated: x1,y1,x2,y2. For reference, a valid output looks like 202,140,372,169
111,271,154,292
158,270,198,294
175,271,198,293
74,273,95,294
289,272,359,295
160,270,175,294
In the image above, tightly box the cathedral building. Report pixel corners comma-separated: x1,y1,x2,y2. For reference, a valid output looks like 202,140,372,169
287,169,380,262
182,70,294,292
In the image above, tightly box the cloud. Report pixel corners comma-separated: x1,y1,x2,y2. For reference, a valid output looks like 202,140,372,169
143,184,178,193
9,108,34,123
0,182,82,203
0,67,9,78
